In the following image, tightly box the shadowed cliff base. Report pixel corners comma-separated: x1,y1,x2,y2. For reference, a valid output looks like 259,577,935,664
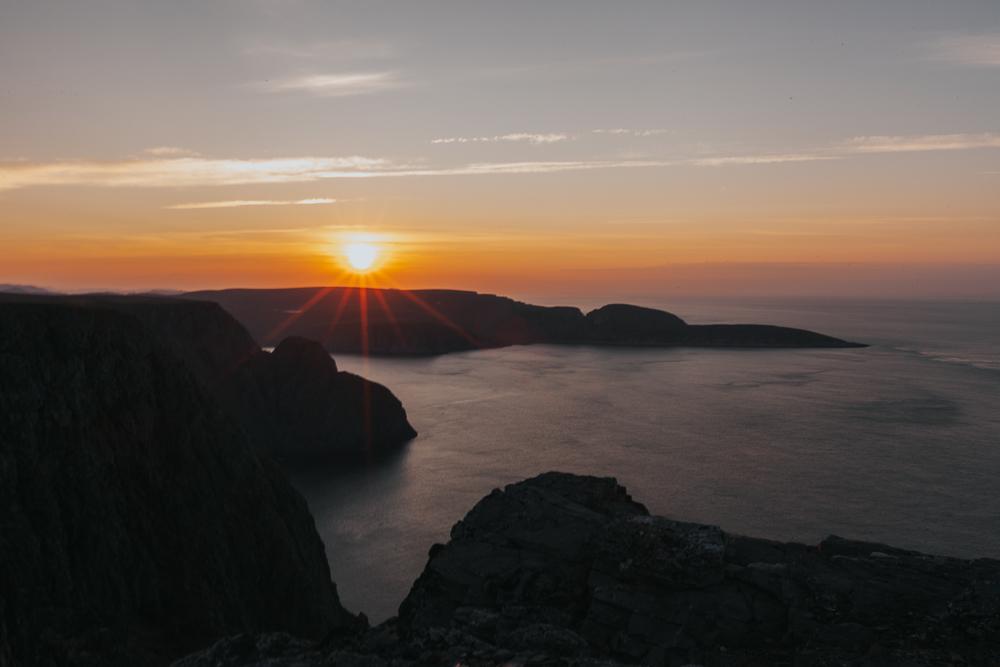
177,472,1000,666
185,287,866,356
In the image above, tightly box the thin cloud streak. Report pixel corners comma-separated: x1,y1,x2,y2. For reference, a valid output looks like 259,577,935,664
6,131,999,192
433,129,668,144
0,156,389,190
592,128,668,137
846,133,1000,152
253,72,400,96
0,153,857,191
692,154,838,166
167,198,337,210
429,160,677,175
432,133,570,145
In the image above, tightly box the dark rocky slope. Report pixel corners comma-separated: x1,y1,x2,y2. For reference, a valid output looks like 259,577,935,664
0,299,363,666
180,473,1000,666
186,287,863,356
0,294,416,461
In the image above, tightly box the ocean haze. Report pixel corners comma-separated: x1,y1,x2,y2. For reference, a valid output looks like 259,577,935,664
294,297,1000,622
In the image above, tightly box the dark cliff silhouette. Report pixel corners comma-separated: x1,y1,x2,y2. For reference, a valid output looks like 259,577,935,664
186,287,865,356
0,294,416,462
0,298,365,665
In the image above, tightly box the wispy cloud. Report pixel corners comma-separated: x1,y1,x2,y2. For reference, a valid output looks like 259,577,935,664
431,133,571,145
167,198,336,210
846,133,1000,153
432,160,675,175
0,156,390,190
390,155,832,175
931,34,1000,67
433,129,668,144
592,128,668,137
692,154,838,167
0,152,863,192
253,72,400,97
6,131,998,193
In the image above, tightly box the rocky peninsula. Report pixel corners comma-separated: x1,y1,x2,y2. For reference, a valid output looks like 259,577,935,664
0,296,365,665
185,288,865,356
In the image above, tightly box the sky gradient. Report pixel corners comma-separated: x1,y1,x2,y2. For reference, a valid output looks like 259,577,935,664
2,1,999,299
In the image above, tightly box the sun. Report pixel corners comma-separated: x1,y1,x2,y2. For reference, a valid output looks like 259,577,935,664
343,241,379,272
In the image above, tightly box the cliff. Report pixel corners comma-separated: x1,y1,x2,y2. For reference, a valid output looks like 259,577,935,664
0,299,363,666
186,287,864,356
231,336,417,461
178,473,1000,666
0,294,417,461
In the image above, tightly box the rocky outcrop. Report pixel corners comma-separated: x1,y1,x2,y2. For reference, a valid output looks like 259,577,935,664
0,299,363,666
392,473,1000,664
176,472,1000,666
186,287,864,355
0,294,417,462
230,337,418,461
123,298,417,461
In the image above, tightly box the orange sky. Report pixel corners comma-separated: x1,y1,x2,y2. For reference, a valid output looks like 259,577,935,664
2,2,999,299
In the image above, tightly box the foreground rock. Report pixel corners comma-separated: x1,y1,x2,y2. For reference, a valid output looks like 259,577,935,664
0,299,363,666
178,473,1000,666
0,294,417,461
186,287,864,355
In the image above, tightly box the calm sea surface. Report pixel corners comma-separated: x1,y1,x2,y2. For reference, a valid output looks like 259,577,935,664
293,298,1000,622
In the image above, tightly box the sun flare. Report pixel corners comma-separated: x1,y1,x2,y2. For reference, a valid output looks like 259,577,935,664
343,241,379,272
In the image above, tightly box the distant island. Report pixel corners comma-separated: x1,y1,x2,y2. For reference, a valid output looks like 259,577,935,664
186,287,865,355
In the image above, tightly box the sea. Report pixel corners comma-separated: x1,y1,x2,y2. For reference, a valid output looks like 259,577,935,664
292,298,1000,622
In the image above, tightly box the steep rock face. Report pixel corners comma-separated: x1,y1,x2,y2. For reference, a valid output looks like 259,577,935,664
232,337,418,461
84,295,262,386
0,295,418,462
0,301,361,666
186,287,864,355
113,298,417,460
